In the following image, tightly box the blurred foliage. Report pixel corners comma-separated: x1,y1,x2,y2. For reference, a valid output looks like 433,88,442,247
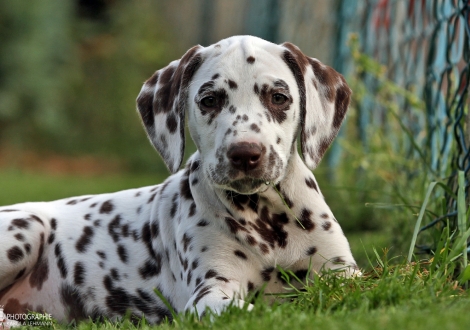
320,34,463,257
0,0,178,171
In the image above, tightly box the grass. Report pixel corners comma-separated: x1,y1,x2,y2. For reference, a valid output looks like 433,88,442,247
0,169,166,205
59,259,470,330
1,169,469,330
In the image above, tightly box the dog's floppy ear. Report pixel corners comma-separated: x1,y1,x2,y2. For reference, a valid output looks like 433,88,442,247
136,45,203,173
281,42,351,170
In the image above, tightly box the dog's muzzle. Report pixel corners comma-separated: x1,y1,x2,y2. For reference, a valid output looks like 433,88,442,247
224,142,271,194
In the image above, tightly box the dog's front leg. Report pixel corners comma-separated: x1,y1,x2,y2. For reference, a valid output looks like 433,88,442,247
184,276,253,317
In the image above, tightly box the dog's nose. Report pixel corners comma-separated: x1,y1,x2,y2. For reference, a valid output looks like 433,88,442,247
227,142,265,172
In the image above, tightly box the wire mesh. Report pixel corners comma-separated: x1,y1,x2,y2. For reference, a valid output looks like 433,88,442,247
336,0,469,252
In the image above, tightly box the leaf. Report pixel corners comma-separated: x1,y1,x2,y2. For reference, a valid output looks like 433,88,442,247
458,265,470,283
408,182,438,262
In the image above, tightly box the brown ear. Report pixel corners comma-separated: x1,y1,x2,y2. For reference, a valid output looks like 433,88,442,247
281,42,351,170
136,46,203,173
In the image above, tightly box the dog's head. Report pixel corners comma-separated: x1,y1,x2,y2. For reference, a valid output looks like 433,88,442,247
137,36,351,194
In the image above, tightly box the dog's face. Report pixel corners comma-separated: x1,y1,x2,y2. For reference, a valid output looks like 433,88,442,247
137,36,351,194
186,41,300,194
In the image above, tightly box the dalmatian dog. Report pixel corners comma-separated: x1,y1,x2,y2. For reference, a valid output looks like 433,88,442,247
0,35,358,324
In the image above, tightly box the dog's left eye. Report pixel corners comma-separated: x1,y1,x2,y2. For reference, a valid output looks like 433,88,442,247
272,93,288,105
201,96,217,108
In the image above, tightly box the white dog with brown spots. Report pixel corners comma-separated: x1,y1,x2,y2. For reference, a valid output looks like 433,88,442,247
0,36,359,325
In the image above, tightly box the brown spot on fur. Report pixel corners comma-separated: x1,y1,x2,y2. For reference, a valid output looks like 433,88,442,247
166,112,178,133
205,269,218,279
136,91,155,130
247,56,255,64
225,191,259,212
14,268,26,280
4,298,33,314
74,262,86,286
7,246,24,263
259,243,269,254
99,200,114,214
254,83,260,95
322,221,332,231
332,257,346,264
180,176,193,200
145,71,160,87
261,267,274,281
11,218,29,230
250,123,261,133
227,79,238,90
297,208,315,231
55,243,68,278
14,233,25,241
282,48,308,161
333,80,351,129
305,177,318,191
252,207,289,249
318,137,333,160
76,226,94,253
282,42,309,74
246,235,257,245
309,58,336,102
182,233,193,253
60,284,88,321
154,65,177,114
194,285,212,305
306,246,317,256
225,217,248,234
29,257,49,290
234,250,248,260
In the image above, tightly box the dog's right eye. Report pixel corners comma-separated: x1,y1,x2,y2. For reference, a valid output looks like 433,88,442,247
201,96,217,108
272,93,288,105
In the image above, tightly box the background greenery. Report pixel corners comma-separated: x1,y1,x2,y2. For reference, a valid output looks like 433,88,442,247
0,1,469,329
0,0,178,172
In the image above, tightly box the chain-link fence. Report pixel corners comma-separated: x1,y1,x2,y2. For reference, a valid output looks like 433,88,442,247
336,0,469,251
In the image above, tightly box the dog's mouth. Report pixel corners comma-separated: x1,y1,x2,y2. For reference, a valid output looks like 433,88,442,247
224,178,271,194
207,155,283,194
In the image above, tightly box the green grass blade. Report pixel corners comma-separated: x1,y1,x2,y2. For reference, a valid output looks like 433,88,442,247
446,226,470,263
459,265,470,283
408,182,438,262
430,225,448,272
457,171,468,274
154,288,178,322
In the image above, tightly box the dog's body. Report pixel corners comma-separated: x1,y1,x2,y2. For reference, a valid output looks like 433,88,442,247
0,36,358,323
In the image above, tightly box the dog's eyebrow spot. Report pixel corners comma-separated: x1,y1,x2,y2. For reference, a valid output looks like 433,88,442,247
198,81,216,95
273,79,289,91
247,56,255,64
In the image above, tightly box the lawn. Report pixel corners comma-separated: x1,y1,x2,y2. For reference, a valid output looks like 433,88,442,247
0,169,166,205
1,169,469,330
